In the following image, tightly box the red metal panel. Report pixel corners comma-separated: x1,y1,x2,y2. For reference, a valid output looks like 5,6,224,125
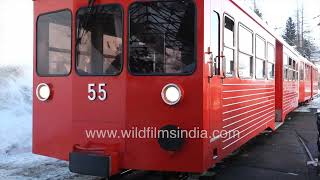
33,0,74,161
298,81,305,103
220,78,275,156
305,65,312,100
275,41,283,122
282,81,298,118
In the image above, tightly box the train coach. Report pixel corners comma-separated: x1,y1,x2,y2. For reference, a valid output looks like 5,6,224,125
298,57,318,105
33,0,319,178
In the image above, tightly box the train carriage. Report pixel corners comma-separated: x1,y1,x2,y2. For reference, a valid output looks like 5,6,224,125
33,0,319,178
298,57,312,103
311,65,319,97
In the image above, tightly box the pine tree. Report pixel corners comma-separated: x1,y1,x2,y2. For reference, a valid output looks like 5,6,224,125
254,8,263,18
300,38,315,59
282,17,296,46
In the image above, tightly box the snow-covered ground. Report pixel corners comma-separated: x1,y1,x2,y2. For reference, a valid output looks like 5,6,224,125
0,65,32,155
294,95,320,112
0,65,97,179
0,153,97,180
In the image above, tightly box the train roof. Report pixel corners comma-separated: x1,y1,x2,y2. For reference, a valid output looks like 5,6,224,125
231,0,316,66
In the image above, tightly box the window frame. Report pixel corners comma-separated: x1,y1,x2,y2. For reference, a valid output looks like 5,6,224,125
283,53,289,80
223,13,236,78
299,62,304,81
210,11,221,75
75,4,124,77
255,34,266,80
305,64,309,81
238,22,254,79
267,43,275,80
127,0,198,76
36,9,73,77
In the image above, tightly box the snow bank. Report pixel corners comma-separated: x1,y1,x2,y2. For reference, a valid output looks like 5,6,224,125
0,65,32,155
294,95,320,112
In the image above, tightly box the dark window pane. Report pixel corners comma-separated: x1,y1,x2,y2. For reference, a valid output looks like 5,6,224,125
37,10,72,76
76,5,123,76
224,16,234,47
267,63,275,79
285,68,288,80
129,0,196,75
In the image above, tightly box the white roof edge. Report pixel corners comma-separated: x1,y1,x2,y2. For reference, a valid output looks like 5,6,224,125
231,0,313,63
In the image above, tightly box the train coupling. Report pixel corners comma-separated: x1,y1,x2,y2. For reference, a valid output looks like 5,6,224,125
69,144,120,177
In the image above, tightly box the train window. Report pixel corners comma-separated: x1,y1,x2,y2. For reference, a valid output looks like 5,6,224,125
292,70,296,80
267,44,275,63
267,43,275,79
211,12,220,57
288,58,292,66
300,62,304,80
37,10,72,76
283,53,288,80
292,59,295,69
268,63,275,79
283,54,288,66
76,5,123,76
128,0,196,75
224,16,234,47
256,36,266,59
224,48,234,76
284,68,288,80
238,24,253,78
288,70,292,81
256,59,265,79
305,65,309,81
224,15,235,77
211,11,220,75
256,35,266,79
288,59,298,81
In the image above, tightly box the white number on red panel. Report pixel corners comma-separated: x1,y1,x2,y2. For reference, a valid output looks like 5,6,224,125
88,83,107,101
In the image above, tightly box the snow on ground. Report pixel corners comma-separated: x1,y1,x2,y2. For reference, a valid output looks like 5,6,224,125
294,95,320,112
0,153,98,180
0,65,98,179
0,65,32,155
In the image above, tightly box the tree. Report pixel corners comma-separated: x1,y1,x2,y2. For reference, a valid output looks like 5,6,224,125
254,8,263,18
282,17,296,46
299,38,316,59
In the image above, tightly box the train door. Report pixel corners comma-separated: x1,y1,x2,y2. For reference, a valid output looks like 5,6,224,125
204,3,223,160
71,2,126,155
34,6,74,159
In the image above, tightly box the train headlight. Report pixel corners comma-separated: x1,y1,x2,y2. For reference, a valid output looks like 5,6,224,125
161,84,182,105
36,83,51,101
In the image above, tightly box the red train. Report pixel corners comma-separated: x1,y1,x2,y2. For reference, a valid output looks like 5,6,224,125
33,0,319,178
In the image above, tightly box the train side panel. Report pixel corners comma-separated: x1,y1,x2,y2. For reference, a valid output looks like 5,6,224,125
218,0,275,158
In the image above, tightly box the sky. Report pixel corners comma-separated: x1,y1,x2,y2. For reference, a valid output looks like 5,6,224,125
0,0,319,65
239,0,320,46
0,0,33,66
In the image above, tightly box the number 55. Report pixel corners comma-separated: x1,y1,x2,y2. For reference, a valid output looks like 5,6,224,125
88,83,107,101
